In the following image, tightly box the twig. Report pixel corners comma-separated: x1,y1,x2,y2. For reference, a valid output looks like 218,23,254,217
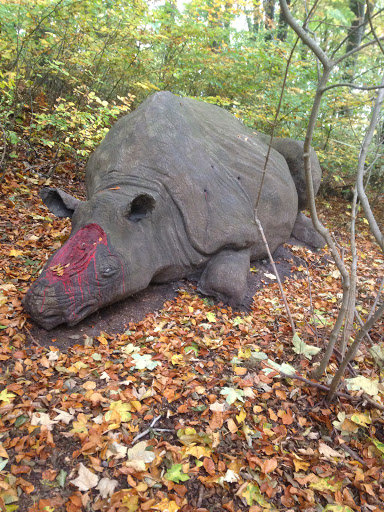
0,123,6,183
303,261,319,345
255,217,296,335
265,364,354,399
334,36,384,66
132,415,162,443
254,37,298,211
321,82,384,92
333,347,357,376
339,442,367,465
355,72,384,251
361,393,384,412
196,485,205,508
366,0,384,56
25,326,42,347
354,309,373,344
276,369,384,410
368,277,384,320
327,303,384,402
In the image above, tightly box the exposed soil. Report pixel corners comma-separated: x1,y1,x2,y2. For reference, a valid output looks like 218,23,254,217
26,240,312,351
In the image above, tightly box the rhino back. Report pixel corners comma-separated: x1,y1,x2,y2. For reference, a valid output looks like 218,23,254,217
86,91,297,256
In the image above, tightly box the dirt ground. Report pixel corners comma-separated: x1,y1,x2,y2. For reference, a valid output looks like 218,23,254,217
26,241,312,351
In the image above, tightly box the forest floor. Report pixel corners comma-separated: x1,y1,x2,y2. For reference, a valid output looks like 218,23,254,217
0,155,383,512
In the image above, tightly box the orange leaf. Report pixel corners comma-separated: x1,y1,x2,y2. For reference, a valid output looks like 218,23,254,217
227,418,238,433
11,465,31,475
209,411,223,430
268,408,277,422
281,409,294,425
233,366,247,375
263,458,277,474
203,457,216,476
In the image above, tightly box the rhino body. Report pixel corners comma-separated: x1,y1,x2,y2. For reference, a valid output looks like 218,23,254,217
24,91,323,329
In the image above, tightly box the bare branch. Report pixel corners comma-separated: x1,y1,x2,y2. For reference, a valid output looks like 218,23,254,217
368,277,384,320
279,0,332,69
254,217,296,335
335,36,384,66
255,37,299,211
331,7,384,58
0,123,6,183
356,73,384,251
321,82,384,93
327,303,384,402
366,0,384,56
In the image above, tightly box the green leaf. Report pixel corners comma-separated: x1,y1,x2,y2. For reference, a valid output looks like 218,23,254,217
264,359,296,376
14,414,29,428
164,464,190,483
56,469,67,488
232,316,244,326
0,389,16,404
131,353,161,370
206,312,216,322
370,437,384,457
220,387,245,405
292,333,321,360
184,343,199,356
241,482,270,507
310,477,342,492
324,506,354,512
108,401,132,422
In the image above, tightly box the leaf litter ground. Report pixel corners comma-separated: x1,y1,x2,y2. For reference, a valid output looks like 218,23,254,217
0,162,383,512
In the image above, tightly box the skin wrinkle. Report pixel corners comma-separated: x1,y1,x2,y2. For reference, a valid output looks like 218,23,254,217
25,92,318,329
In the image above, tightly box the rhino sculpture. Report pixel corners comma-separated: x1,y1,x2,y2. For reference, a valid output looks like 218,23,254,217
24,91,324,329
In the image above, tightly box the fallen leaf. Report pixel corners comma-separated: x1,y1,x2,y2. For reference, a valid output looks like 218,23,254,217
70,463,99,491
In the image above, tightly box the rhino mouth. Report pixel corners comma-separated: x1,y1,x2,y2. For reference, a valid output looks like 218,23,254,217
66,301,100,327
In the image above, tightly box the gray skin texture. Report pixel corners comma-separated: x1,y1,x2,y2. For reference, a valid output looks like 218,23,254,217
24,91,322,329
257,132,322,210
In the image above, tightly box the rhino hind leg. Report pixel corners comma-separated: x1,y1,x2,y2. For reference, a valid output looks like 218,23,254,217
292,212,326,248
198,249,251,306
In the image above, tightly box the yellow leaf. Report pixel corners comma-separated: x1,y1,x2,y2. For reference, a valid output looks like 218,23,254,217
152,497,179,512
236,408,246,424
171,354,184,366
293,455,310,472
130,400,142,411
0,444,8,458
184,445,212,459
9,249,23,257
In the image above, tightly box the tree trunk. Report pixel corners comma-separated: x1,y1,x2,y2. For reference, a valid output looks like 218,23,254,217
264,0,275,40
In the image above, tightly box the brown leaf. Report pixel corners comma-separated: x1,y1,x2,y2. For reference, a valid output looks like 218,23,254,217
203,457,216,476
263,458,277,474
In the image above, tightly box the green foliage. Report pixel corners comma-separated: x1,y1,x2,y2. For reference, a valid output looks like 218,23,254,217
164,463,190,483
0,0,382,186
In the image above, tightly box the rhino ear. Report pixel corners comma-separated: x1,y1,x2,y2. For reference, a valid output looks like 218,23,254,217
126,194,156,222
40,187,82,218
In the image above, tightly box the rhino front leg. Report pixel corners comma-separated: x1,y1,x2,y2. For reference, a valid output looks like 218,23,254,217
198,249,251,306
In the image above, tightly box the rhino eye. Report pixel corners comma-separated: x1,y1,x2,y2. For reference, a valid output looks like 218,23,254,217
101,267,117,278
126,194,155,222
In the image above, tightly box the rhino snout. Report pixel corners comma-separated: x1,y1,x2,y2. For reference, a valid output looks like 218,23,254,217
23,224,128,329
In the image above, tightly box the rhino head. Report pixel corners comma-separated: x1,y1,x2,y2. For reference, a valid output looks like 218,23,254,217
23,186,187,330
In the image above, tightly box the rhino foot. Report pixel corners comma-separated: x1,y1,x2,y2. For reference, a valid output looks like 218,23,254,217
198,249,251,306
292,212,326,248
